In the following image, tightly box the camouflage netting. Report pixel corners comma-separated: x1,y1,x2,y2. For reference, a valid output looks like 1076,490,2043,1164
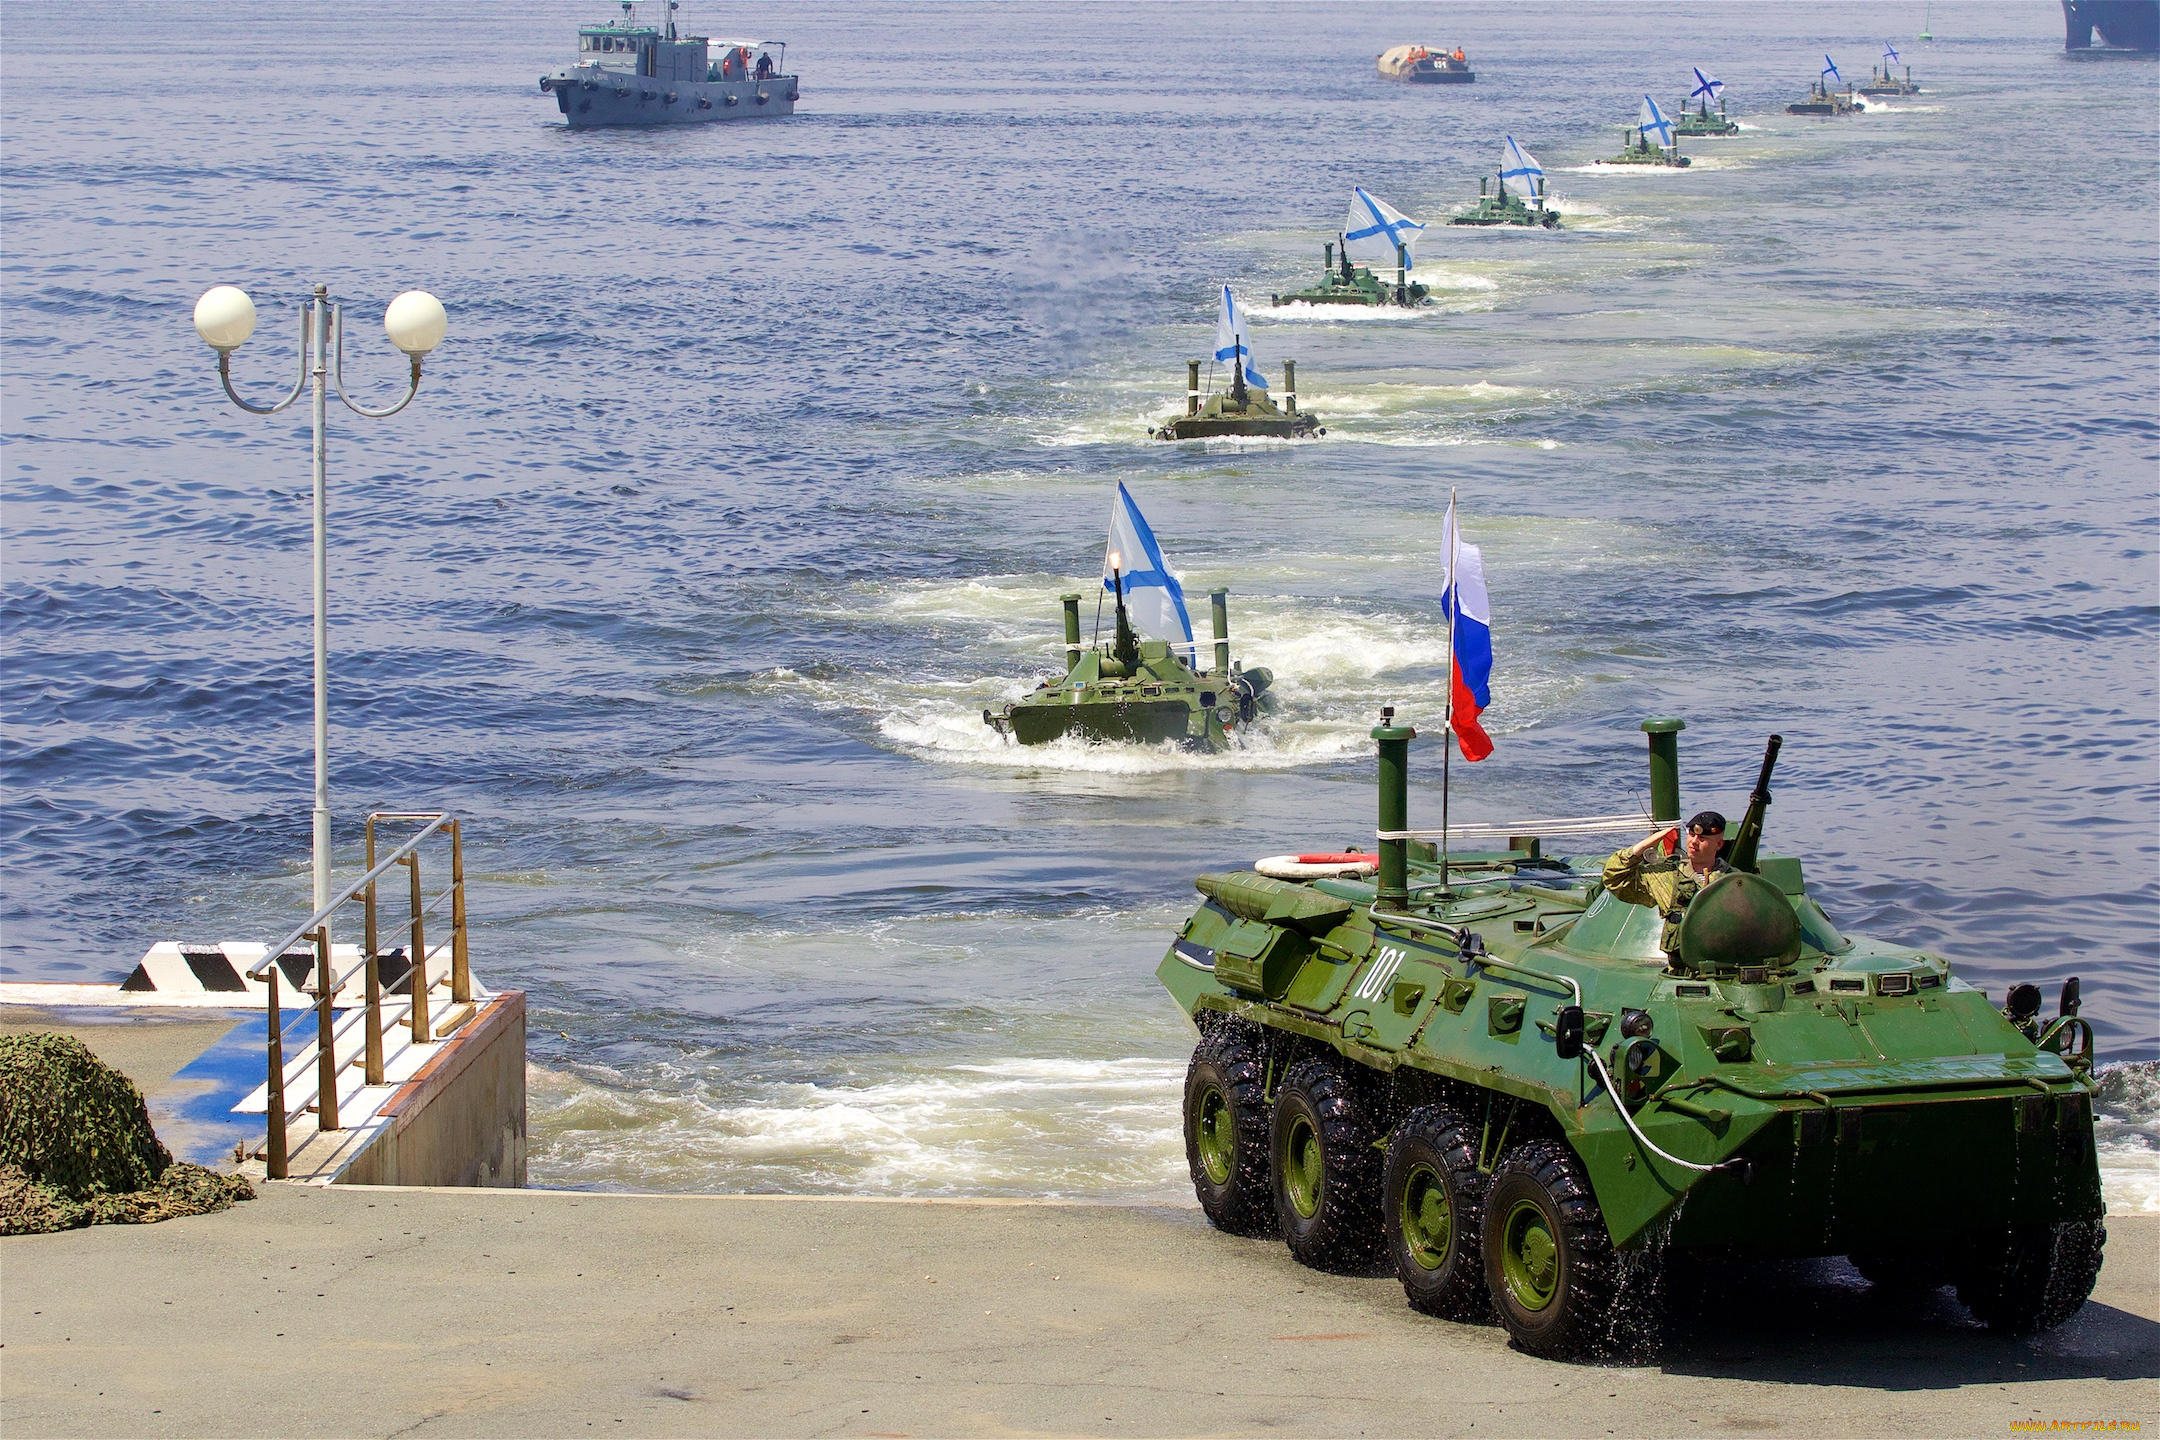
0,1032,253,1236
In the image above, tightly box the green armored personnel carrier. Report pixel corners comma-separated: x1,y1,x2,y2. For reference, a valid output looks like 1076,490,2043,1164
1453,137,1560,228
985,586,1272,750
1275,242,1430,307
1277,189,1431,308
1675,68,1740,136
985,484,1273,750
1156,285,1322,441
1674,98,1740,136
1452,179,1561,228
1606,96,1689,167
1858,47,1921,96
1154,359,1321,441
1159,714,2105,1357
1789,77,1859,115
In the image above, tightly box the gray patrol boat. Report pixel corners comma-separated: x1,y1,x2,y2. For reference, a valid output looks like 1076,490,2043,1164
540,2,797,128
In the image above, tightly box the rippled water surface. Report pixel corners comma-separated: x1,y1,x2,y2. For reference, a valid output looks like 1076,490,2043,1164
3,2,2156,1209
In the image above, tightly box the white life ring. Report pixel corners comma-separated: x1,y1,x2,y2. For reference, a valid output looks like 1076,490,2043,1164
1255,852,1378,880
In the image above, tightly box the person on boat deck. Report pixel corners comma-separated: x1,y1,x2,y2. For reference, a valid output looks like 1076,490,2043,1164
1453,47,1467,62
1601,811,1730,959
755,51,774,79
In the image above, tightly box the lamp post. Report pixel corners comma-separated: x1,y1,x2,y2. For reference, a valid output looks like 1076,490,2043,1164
192,283,447,919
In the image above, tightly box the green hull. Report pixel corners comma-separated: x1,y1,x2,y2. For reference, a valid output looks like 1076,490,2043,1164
1158,414,1321,440
1450,193,1560,228
1789,83,1860,115
1010,697,1209,748
1606,147,1690,167
1276,279,1427,306
1858,67,1920,96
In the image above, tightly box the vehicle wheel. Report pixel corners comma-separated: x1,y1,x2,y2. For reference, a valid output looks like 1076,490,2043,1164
1182,1023,1275,1237
1956,1220,2106,1334
1383,1105,1489,1318
1483,1139,1618,1359
1271,1056,1384,1271
1850,1247,1959,1291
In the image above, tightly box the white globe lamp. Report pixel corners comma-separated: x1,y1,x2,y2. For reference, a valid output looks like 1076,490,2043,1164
193,285,257,352
383,290,447,357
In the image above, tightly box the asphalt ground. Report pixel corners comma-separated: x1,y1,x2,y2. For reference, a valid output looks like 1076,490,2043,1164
3,1185,2153,1438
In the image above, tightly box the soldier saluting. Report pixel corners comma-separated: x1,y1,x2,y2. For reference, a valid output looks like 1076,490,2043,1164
1602,811,1731,960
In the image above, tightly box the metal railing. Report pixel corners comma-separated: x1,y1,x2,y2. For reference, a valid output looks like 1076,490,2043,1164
245,812,472,1179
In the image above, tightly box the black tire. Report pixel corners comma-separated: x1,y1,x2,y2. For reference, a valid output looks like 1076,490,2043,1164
1956,1220,2106,1334
1482,1139,1620,1359
1182,1023,1276,1237
1383,1105,1490,1319
1270,1056,1385,1271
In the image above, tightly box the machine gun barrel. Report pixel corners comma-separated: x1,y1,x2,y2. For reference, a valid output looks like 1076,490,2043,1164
1110,567,1140,672
1725,733,1783,873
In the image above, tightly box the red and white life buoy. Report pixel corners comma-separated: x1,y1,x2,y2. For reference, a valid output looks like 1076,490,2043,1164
1254,852,1378,880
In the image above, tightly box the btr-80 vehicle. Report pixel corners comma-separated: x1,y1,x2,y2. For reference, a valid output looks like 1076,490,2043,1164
1156,714,2105,1358
1275,241,1432,307
1153,359,1323,441
985,581,1272,751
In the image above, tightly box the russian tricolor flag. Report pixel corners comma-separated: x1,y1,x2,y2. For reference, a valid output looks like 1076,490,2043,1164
1442,502,1494,762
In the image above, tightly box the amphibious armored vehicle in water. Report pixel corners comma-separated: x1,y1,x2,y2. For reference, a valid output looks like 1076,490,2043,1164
1277,189,1431,307
985,485,1273,750
1675,67,1740,136
1789,61,1860,116
1160,716,2105,1357
1606,96,1690,167
1155,287,1321,440
984,586,1271,750
1674,100,1740,137
1276,243,1429,306
1858,46,1922,96
1155,359,1321,441
539,2,797,128
1453,137,1560,228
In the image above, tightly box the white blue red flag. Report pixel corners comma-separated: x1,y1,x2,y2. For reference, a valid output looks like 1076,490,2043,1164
1212,285,1267,391
1441,500,1493,762
1104,482,1196,661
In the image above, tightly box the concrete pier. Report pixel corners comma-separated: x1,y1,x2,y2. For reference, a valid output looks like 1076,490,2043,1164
2,983,526,1187
3,1185,2153,1438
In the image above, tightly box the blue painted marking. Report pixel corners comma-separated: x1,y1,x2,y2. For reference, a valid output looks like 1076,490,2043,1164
149,1013,277,1166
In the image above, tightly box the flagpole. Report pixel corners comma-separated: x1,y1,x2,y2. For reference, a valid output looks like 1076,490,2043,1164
1440,490,1458,903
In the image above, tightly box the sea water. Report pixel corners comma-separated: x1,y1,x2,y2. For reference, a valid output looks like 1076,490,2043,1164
2,2,2154,1210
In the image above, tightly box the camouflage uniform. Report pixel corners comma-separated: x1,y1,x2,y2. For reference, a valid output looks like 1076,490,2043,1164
1601,847,1732,957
